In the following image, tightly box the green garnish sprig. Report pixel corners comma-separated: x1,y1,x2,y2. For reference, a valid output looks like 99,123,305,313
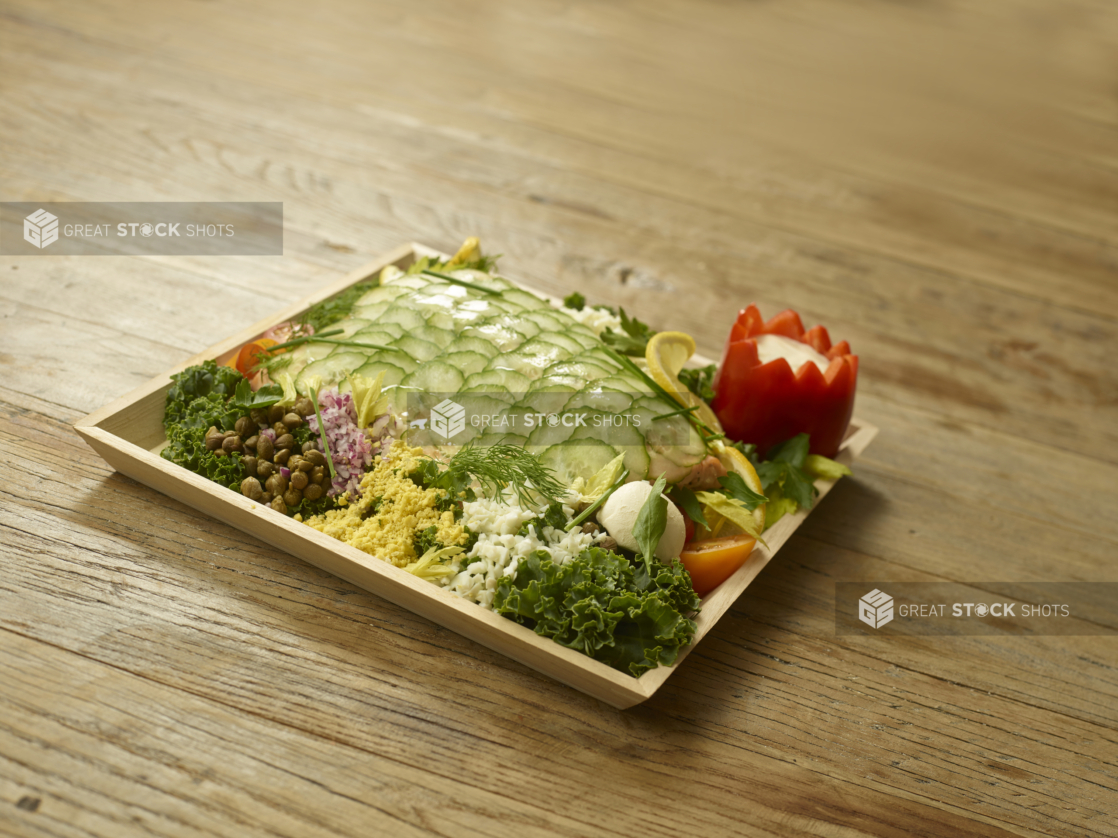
417,444,567,510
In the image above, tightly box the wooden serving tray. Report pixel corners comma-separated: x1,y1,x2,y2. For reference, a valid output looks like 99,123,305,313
74,243,878,708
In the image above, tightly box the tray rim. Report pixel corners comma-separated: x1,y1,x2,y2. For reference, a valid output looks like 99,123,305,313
74,242,878,708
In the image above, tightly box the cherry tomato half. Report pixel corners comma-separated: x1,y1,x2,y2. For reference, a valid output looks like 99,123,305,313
235,338,277,376
680,534,757,597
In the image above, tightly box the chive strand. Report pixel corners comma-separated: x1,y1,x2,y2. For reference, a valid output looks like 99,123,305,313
420,269,501,296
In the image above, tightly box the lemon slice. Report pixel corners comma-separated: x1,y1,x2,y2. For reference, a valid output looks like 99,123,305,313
711,444,766,536
645,331,724,433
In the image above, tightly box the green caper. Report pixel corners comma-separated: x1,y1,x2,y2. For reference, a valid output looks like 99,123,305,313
204,426,224,451
242,456,258,477
301,440,316,454
275,433,295,450
270,496,287,514
256,460,275,480
235,416,257,438
241,477,264,501
274,448,291,466
282,412,304,430
268,404,286,424
244,435,259,452
283,488,302,508
304,449,326,467
222,435,243,454
303,483,324,501
265,473,287,495
256,436,274,461
290,470,309,490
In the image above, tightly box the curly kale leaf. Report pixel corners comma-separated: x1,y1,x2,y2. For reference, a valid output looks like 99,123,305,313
494,547,700,677
161,424,245,490
164,361,245,431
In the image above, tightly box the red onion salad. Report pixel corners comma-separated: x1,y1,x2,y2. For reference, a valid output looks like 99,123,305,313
307,389,404,499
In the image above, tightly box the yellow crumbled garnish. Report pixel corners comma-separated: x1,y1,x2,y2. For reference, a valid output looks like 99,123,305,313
302,440,466,567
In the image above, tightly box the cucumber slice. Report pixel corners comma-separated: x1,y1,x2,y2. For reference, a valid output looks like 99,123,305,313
351,327,404,346
562,387,633,414
528,374,585,392
540,439,619,486
446,335,499,359
442,351,490,376
500,288,551,310
326,318,372,337
353,360,407,388
378,305,427,330
461,383,514,403
295,351,367,388
597,374,654,395
282,340,338,368
519,309,569,331
382,276,430,290
515,386,576,416
544,360,612,381
351,301,392,321
456,299,506,319
526,412,579,450
426,311,457,330
364,348,419,374
630,397,707,466
571,350,623,374
401,361,465,394
567,329,603,350
456,394,509,426
355,285,411,306
485,351,552,380
532,332,584,355
412,325,454,348
463,368,531,393
569,409,650,480
463,324,526,352
382,385,424,415
410,291,460,313
484,313,541,340
393,335,441,362
514,338,573,366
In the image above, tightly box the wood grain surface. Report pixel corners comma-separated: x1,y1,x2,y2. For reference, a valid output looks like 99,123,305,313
1,0,1116,836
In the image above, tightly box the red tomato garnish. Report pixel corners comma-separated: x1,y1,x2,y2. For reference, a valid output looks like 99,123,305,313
711,304,858,458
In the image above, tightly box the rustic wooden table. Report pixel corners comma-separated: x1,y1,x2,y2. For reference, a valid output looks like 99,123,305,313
2,1,1116,836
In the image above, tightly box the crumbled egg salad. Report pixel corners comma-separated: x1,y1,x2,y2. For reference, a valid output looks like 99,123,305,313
303,441,467,567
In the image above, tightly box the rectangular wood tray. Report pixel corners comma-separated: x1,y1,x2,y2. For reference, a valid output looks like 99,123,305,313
74,242,878,708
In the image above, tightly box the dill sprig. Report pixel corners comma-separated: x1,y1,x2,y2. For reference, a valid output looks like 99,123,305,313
416,444,567,509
